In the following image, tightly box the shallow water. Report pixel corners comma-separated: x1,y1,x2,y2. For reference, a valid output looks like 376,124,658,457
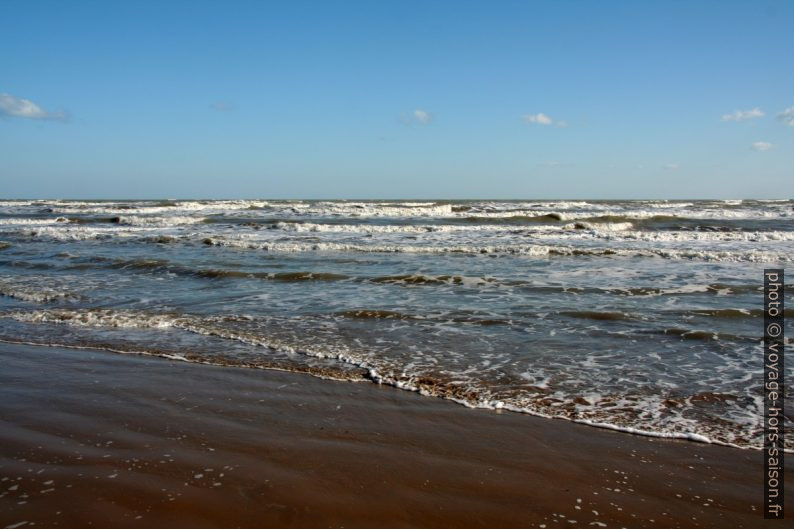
0,198,791,448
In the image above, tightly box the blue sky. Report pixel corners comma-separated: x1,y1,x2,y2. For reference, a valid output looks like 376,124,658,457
1,0,792,199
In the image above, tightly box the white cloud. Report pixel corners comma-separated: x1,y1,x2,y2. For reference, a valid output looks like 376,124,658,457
751,141,774,151
663,163,679,170
0,92,67,121
401,108,432,125
777,106,794,126
721,107,764,122
413,109,431,124
523,112,553,125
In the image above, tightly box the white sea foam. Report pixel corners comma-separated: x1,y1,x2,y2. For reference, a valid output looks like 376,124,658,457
200,236,791,262
563,221,635,231
271,221,537,234
0,218,65,226
46,200,271,215
117,215,206,226
0,283,78,303
8,308,179,329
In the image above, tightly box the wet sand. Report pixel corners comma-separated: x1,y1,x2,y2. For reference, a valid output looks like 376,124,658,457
0,342,789,528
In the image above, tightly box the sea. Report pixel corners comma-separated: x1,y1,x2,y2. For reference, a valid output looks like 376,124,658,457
0,199,791,449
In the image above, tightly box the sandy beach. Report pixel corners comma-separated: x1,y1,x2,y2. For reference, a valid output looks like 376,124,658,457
0,342,787,529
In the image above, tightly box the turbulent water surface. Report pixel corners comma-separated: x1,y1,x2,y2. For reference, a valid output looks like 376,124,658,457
0,198,791,448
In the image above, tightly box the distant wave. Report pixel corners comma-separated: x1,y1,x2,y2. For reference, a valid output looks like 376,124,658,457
199,237,792,262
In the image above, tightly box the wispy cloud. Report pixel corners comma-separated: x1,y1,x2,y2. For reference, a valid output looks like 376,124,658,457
751,141,774,151
777,106,794,126
721,107,764,122
663,163,680,171
413,109,431,124
0,92,67,121
401,108,433,125
522,112,568,128
210,101,235,112
522,112,553,125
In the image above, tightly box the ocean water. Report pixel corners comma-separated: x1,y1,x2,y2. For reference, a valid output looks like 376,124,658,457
0,198,791,449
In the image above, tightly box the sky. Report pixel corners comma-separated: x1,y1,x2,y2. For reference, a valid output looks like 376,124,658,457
1,0,792,199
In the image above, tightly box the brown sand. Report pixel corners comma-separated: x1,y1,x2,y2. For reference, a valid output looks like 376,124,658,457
0,342,789,528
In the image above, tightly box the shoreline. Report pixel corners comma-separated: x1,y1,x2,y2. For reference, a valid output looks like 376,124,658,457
0,342,790,528
0,338,764,452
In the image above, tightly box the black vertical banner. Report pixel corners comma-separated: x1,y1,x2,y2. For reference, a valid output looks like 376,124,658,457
764,268,784,519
